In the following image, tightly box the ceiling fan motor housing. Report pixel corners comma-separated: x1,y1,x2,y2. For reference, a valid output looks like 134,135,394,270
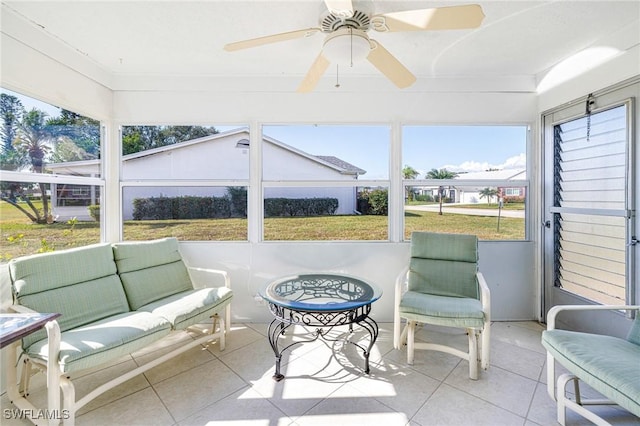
320,9,371,32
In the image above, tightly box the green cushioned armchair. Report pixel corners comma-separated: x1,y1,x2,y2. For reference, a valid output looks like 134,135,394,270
542,304,640,425
393,232,491,380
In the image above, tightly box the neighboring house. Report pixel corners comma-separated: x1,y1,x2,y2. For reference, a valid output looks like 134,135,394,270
454,169,527,204
412,169,526,204
45,128,366,220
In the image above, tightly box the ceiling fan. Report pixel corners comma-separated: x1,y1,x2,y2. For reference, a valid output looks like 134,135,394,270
224,1,485,92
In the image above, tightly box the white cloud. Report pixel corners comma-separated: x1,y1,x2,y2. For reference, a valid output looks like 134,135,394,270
439,153,526,173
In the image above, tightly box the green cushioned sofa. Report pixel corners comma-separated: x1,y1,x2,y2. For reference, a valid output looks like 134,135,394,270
541,305,640,426
6,238,232,426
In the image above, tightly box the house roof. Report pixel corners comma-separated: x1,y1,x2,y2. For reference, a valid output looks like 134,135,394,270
314,156,366,176
45,127,366,176
455,169,526,181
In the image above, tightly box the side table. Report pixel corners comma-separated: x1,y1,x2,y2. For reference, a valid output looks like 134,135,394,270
260,273,382,381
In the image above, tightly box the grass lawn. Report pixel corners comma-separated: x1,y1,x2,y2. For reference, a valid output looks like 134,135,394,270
1,201,525,260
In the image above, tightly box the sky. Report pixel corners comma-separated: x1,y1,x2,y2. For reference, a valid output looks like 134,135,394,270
265,124,527,179
2,89,527,179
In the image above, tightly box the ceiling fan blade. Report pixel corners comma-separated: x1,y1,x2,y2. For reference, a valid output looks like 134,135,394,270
367,40,416,89
224,28,320,52
324,0,353,18
371,4,484,32
297,53,330,93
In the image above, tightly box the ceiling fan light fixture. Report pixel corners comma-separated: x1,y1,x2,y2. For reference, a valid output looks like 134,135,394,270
322,28,370,65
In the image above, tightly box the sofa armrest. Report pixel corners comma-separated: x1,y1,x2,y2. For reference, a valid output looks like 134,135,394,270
9,304,39,314
546,305,640,331
187,267,230,289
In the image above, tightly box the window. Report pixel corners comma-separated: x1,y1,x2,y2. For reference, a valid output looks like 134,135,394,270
120,126,248,241
0,89,102,259
402,125,528,240
262,125,390,241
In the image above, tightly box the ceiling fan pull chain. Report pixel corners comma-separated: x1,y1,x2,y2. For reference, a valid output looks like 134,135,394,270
335,64,341,88
350,27,354,67
585,93,595,142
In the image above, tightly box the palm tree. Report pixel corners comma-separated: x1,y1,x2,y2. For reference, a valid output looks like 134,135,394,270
425,168,458,215
479,187,498,204
402,165,419,201
12,109,54,223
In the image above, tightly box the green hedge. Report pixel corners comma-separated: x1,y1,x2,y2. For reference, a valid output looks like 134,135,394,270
132,196,233,220
264,197,338,217
132,193,338,220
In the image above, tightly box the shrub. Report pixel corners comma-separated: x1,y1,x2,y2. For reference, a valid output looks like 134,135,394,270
357,188,388,215
88,205,100,221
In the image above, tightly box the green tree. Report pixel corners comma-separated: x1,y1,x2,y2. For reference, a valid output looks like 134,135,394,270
0,93,23,154
122,125,219,155
425,168,458,215
479,187,498,204
402,164,419,201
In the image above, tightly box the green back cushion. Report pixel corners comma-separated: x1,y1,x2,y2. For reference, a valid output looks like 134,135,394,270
9,244,129,347
627,316,640,346
408,232,479,299
112,238,193,310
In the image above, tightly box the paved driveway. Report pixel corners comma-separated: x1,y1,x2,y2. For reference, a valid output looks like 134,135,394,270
405,204,524,218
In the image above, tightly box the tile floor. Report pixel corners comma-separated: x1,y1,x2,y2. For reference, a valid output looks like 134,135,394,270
1,321,638,426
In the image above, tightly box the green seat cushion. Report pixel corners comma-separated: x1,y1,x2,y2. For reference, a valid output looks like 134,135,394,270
399,290,485,328
9,244,129,347
112,238,193,310
26,311,171,374
542,329,640,417
137,287,233,330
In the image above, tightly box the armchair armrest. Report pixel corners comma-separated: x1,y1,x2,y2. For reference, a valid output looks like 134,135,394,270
393,266,409,349
546,305,640,331
394,266,409,302
476,272,490,319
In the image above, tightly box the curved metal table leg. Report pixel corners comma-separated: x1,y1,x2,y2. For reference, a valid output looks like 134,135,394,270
352,316,379,374
267,318,289,382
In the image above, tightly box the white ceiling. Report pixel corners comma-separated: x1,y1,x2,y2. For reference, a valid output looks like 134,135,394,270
3,0,639,91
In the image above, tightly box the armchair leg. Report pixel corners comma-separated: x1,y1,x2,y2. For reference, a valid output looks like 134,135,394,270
407,321,416,365
467,329,479,380
393,311,401,349
480,324,490,370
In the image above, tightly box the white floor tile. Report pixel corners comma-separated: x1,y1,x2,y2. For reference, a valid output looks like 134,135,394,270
4,321,634,426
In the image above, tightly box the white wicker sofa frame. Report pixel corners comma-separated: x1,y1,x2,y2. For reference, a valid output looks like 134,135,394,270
542,305,640,426
5,237,233,426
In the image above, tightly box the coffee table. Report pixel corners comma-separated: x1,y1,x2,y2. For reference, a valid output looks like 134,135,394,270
260,273,382,381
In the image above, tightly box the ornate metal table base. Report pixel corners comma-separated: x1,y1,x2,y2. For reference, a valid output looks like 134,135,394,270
267,303,379,381
261,274,382,382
